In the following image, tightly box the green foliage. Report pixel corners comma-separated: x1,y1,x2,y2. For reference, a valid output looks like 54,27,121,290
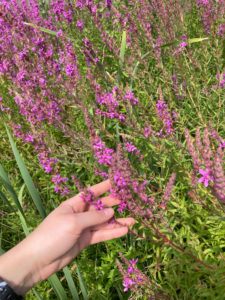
1,1,225,299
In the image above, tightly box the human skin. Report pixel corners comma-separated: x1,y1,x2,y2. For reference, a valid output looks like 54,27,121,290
0,180,135,296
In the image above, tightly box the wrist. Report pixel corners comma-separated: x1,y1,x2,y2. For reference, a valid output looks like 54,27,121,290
0,239,41,295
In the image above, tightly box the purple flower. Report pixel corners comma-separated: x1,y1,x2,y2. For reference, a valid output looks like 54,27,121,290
24,134,34,143
106,0,112,9
125,142,140,155
76,20,84,31
118,201,127,213
81,189,95,204
156,99,174,135
93,137,114,166
65,64,77,77
94,199,104,210
52,174,68,184
143,126,152,138
179,41,188,48
217,73,225,88
198,168,214,187
114,170,127,187
56,29,63,38
197,0,209,5
124,91,139,105
123,277,135,292
218,24,225,37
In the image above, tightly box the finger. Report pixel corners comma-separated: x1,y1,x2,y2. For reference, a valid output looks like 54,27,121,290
92,217,135,230
88,195,120,211
61,180,111,213
89,227,129,244
76,208,114,230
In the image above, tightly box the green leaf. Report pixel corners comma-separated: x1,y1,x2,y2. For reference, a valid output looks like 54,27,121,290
188,37,209,44
5,126,46,219
160,37,209,48
32,288,44,300
48,274,68,300
23,22,58,36
0,190,14,212
76,264,88,300
0,164,25,217
63,266,80,300
18,184,30,236
119,30,127,67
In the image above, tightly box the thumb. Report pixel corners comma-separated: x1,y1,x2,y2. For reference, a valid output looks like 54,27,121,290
76,208,114,230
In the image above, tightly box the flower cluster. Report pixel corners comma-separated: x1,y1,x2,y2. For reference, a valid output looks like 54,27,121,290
92,136,114,166
95,87,126,122
156,99,174,136
185,128,225,203
218,24,225,37
116,254,150,293
80,188,104,210
125,142,140,155
109,145,133,213
51,174,70,196
216,73,225,88
124,91,139,106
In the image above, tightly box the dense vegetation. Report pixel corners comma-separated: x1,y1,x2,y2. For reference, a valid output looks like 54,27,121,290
0,0,225,299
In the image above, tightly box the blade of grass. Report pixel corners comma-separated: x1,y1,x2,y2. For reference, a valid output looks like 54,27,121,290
119,30,126,68
23,22,58,36
18,184,30,236
63,266,80,300
32,288,44,300
0,190,15,212
6,126,46,219
188,37,209,44
76,264,88,300
0,164,25,217
48,274,68,300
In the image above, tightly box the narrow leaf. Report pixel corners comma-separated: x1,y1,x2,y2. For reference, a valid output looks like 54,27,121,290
18,184,30,236
0,164,25,216
6,126,46,219
0,190,15,212
119,30,126,67
48,274,68,300
63,266,80,300
23,22,57,36
76,264,88,300
32,288,44,300
188,37,209,44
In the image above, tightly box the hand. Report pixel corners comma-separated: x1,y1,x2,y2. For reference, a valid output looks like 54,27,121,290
0,180,135,295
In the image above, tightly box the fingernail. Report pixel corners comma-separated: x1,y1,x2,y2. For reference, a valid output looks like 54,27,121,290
103,208,114,217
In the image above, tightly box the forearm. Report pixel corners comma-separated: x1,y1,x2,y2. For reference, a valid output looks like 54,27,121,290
0,239,40,296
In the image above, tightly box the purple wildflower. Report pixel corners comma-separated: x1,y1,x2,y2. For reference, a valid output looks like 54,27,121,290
143,126,153,138
80,189,95,204
105,0,112,9
52,174,68,185
156,99,174,135
94,199,104,210
123,277,135,292
218,24,225,37
125,142,140,155
76,19,84,31
198,168,214,187
92,136,114,166
124,91,139,106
